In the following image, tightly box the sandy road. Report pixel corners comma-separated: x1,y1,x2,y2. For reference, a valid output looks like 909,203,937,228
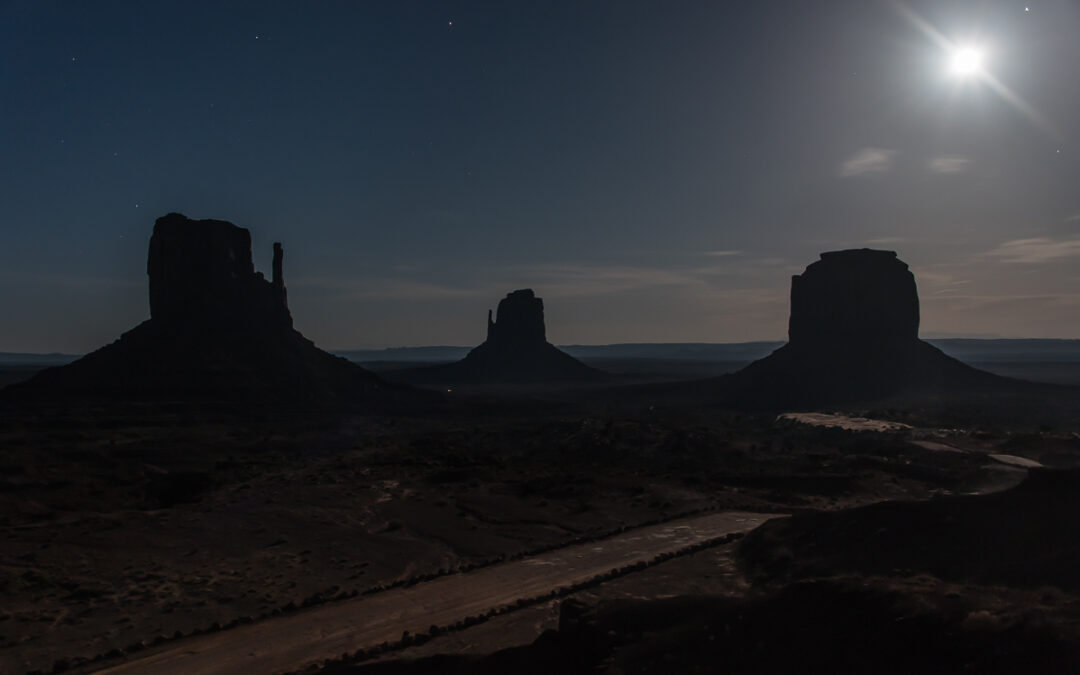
783,413,1045,469
95,511,778,675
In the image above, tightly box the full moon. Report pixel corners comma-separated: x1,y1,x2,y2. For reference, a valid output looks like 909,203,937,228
949,46,984,77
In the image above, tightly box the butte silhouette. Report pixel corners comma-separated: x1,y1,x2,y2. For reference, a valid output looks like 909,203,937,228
5,213,416,404
403,289,604,384
668,249,1020,409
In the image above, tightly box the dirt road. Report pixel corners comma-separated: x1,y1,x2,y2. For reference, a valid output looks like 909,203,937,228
95,511,778,675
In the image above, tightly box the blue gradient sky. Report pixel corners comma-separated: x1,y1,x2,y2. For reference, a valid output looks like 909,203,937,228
3,1,1079,352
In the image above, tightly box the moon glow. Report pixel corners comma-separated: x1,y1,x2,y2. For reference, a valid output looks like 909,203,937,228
949,46,984,77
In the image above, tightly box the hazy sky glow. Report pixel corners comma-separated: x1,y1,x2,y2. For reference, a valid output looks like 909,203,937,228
2,1,1079,352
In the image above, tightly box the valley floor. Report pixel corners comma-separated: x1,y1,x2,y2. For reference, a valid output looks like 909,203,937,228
1,391,1078,674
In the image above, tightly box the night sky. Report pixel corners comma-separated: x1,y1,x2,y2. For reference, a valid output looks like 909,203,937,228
3,1,1079,353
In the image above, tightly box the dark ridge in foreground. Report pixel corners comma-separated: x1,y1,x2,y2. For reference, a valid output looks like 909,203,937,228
335,469,1080,675
739,467,1080,591
333,580,1076,674
2,213,426,406
397,289,605,384
637,249,1041,409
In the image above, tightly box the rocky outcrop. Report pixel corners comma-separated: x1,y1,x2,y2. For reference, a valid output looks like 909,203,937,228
5,213,421,406
697,249,1013,408
401,289,604,384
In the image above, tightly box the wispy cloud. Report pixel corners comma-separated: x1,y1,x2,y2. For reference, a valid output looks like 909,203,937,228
862,236,907,245
1067,212,1080,223
839,147,895,177
984,236,1080,264
927,156,972,174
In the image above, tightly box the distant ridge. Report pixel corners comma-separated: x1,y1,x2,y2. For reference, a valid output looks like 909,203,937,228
334,346,473,363
0,352,80,366
926,338,1080,363
7,339,1080,369
334,339,1080,365
559,342,784,362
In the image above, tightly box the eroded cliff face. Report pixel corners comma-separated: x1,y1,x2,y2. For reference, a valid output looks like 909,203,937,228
147,213,291,329
788,249,919,348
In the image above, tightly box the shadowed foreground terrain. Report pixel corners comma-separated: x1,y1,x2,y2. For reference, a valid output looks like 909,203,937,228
5,395,1080,674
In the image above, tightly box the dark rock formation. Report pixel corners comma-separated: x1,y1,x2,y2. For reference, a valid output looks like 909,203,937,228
147,213,290,329
788,249,919,347
487,289,546,346
401,289,604,384
667,249,1023,409
5,213,422,405
728,249,1014,407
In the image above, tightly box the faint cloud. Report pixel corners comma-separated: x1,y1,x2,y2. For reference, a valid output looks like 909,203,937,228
1067,212,1080,223
291,276,487,300
927,156,972,174
921,292,1080,339
839,147,895,177
863,236,907,245
294,257,794,323
928,280,971,295
703,249,743,257
295,263,702,303
914,269,959,285
923,292,1080,310
910,266,971,296
516,263,696,297
19,272,141,290
984,236,1080,264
